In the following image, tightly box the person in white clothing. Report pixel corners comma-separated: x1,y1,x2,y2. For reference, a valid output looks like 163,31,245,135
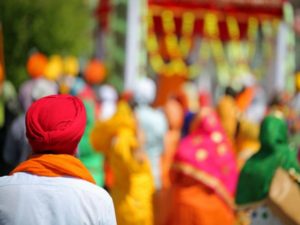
0,94,117,225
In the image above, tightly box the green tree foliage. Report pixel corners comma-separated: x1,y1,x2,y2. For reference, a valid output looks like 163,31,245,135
105,0,127,93
0,0,94,89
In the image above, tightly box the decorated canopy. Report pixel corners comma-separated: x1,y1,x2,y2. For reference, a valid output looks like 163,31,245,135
95,0,292,105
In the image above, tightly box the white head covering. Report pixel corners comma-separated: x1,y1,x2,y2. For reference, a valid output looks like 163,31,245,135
133,77,156,105
232,72,256,90
245,86,267,123
97,85,118,120
98,85,118,102
31,78,58,101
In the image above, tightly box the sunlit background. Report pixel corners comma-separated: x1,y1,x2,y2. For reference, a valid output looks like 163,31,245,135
2,1,300,225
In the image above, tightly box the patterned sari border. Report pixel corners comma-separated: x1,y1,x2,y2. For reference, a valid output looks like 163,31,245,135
172,162,236,210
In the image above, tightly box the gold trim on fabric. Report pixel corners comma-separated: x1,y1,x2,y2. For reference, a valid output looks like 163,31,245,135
211,131,223,143
236,199,267,211
195,149,208,161
172,162,236,209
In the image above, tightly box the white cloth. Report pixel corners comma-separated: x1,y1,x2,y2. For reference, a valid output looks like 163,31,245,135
97,85,118,102
0,172,117,225
97,85,118,120
135,106,167,189
100,102,116,120
133,77,156,105
31,78,58,101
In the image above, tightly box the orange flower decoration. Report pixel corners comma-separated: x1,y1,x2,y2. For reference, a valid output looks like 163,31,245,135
84,59,106,84
27,53,48,78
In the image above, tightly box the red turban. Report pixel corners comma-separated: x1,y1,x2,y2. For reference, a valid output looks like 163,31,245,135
26,94,86,155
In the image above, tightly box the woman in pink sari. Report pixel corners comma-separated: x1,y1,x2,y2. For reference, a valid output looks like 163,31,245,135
165,107,238,225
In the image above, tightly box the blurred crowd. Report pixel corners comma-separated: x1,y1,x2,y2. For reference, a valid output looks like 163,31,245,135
1,51,300,225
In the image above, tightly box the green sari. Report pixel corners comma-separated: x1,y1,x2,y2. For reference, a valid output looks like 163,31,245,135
79,100,104,186
236,114,300,205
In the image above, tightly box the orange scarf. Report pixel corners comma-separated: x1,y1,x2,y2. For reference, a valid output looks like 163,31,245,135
11,154,95,184
236,87,255,112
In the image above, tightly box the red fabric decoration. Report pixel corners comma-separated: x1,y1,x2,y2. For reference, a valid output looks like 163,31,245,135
120,90,134,102
95,0,112,31
149,1,283,41
26,94,86,155
84,59,106,84
198,91,212,107
27,53,48,78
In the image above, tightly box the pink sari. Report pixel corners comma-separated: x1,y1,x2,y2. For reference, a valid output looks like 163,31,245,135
172,107,238,207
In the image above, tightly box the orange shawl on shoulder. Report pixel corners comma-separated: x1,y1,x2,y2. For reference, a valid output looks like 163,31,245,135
11,154,95,184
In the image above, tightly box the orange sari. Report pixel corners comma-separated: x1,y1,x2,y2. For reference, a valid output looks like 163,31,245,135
165,171,235,225
156,98,184,225
165,107,237,225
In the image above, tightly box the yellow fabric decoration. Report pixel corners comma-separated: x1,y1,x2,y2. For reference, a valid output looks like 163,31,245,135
44,55,63,81
90,101,154,225
63,56,79,76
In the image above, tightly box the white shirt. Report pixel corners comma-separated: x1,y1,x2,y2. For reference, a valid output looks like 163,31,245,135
0,172,117,225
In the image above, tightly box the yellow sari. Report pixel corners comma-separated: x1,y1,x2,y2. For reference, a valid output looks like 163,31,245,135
91,101,154,225
217,95,260,170
216,95,239,148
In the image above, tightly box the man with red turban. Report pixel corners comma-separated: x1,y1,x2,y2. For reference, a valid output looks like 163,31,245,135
0,95,117,225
